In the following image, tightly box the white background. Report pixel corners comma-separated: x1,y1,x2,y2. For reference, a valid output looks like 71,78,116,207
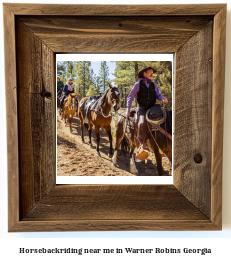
0,0,231,260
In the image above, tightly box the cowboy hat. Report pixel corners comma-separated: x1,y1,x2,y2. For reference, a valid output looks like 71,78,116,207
138,66,157,78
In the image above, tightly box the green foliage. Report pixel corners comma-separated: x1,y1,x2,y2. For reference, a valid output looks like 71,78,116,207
98,61,109,92
66,61,76,80
57,61,67,83
86,85,98,96
149,61,172,109
75,61,93,98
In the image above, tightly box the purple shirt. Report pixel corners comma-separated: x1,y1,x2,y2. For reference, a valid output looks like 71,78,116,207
126,78,164,112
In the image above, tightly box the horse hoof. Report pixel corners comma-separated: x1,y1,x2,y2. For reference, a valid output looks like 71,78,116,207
112,162,117,167
130,168,139,175
89,143,92,147
108,153,113,158
95,152,101,157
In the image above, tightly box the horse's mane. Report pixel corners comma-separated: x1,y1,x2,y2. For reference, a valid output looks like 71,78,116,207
97,88,109,108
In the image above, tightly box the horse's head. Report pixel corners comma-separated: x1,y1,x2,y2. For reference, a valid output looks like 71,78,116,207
69,93,77,110
70,93,77,98
108,84,120,112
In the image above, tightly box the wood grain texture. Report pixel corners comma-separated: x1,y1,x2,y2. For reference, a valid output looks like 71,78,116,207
18,16,213,53
22,185,207,221
3,4,19,231
9,185,219,232
174,22,213,218
211,5,226,228
3,3,225,16
16,19,56,219
11,220,218,232
4,3,226,231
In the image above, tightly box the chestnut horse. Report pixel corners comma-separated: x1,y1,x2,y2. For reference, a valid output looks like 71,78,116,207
78,84,120,157
61,93,78,133
112,109,172,176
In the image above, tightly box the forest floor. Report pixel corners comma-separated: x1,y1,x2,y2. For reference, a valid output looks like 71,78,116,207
57,110,171,177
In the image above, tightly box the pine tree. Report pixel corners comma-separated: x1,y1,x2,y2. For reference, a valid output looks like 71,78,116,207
98,61,109,92
113,61,145,108
57,61,67,83
66,61,76,80
147,61,172,109
92,74,100,94
86,85,98,96
75,61,93,99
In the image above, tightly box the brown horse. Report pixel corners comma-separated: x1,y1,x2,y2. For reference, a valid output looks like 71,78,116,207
78,84,120,157
61,93,78,133
112,109,172,176
57,91,63,111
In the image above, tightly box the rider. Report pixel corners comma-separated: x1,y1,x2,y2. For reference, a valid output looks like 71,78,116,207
126,66,168,161
60,78,75,112
57,76,64,96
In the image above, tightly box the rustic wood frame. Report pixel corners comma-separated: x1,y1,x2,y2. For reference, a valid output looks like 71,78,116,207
4,4,226,232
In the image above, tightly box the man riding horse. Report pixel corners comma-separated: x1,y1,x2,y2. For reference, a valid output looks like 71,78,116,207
126,66,168,161
57,76,64,96
60,78,75,112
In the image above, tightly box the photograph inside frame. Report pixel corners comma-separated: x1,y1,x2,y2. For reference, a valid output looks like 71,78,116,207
56,54,174,184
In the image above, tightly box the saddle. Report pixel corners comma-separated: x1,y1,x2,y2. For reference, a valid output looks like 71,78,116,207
147,104,167,130
125,108,139,147
125,105,166,148
149,104,163,118
148,104,165,122
83,96,100,121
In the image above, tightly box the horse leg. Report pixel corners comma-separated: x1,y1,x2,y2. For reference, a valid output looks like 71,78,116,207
69,114,74,133
129,143,138,175
88,123,93,147
65,113,69,127
112,116,125,166
78,111,85,143
103,125,113,158
94,125,101,156
76,98,78,117
153,142,163,176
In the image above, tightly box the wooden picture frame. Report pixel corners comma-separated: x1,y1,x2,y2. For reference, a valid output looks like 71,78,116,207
4,3,226,232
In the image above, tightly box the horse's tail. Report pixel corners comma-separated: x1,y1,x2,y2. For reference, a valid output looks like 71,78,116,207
119,135,130,156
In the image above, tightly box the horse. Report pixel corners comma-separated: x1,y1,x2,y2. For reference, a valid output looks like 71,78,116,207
57,91,63,111
61,93,78,133
78,84,120,157
112,107,172,176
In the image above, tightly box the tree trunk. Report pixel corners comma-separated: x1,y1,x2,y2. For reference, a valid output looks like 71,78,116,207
135,62,139,81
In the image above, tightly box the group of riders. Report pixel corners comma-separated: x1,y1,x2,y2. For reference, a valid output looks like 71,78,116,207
57,77,75,111
57,66,169,162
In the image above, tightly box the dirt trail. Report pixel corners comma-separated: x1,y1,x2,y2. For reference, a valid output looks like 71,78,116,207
57,113,171,176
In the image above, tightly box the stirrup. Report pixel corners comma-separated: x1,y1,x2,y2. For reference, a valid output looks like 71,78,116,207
135,145,149,162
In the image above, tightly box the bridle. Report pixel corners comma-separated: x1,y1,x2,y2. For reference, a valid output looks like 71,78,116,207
109,89,120,105
99,87,120,112
67,94,77,110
